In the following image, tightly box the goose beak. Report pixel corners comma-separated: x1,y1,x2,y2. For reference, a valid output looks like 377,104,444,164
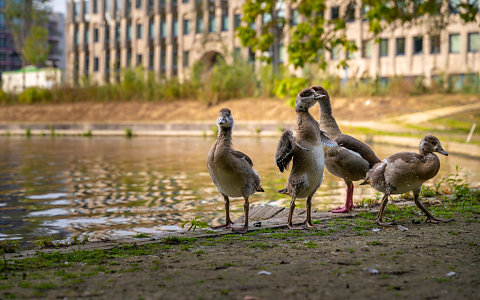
314,93,326,100
437,147,448,156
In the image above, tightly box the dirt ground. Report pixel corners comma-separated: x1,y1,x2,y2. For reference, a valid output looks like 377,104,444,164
1,207,479,300
0,94,478,123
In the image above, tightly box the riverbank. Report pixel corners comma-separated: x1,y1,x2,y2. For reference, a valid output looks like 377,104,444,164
1,191,479,299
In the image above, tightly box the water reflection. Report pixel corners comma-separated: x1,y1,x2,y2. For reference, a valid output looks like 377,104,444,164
0,136,478,245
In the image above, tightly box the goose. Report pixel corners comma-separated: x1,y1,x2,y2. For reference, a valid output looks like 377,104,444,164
207,108,264,233
360,135,452,225
275,88,337,229
310,86,381,213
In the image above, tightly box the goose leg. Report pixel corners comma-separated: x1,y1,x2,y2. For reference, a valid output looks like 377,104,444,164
304,194,315,228
331,181,354,213
287,193,297,229
232,197,249,234
376,192,396,226
413,188,453,224
212,194,234,229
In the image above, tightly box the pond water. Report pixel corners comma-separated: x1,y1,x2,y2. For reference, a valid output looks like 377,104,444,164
0,136,478,246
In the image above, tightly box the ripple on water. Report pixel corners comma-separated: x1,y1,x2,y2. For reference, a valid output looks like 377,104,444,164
26,193,68,200
28,208,70,217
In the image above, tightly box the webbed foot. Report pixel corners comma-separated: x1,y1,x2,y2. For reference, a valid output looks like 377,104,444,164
331,206,353,213
232,226,248,234
212,220,234,229
425,217,454,224
376,220,397,226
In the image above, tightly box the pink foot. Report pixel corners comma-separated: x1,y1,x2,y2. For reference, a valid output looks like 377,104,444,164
331,206,352,213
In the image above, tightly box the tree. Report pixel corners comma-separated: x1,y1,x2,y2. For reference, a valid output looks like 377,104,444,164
237,0,479,71
4,0,51,67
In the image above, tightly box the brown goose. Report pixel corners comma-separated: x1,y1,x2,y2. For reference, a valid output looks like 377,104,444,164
360,135,452,225
275,88,337,229
310,86,381,213
207,108,264,233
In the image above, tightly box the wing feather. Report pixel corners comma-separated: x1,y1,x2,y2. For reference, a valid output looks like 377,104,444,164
335,134,381,168
275,130,303,172
231,150,254,167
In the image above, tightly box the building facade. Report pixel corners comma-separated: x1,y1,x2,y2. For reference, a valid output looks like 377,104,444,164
65,0,480,86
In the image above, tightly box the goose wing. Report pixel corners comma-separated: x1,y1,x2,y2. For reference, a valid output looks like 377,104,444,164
320,130,338,147
275,130,309,172
335,134,381,168
231,150,254,167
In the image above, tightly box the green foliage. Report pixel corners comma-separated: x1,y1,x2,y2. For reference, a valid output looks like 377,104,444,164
181,216,209,231
34,237,56,249
23,26,49,66
445,166,473,202
125,127,133,138
17,87,52,104
133,233,151,239
273,76,310,107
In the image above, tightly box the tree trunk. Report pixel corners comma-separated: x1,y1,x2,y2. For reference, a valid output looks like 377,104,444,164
272,7,279,75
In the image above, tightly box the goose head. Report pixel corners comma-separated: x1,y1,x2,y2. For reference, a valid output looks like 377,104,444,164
295,88,324,112
310,85,330,101
420,135,448,156
217,108,234,129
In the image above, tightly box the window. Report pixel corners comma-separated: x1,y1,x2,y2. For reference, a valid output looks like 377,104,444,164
173,51,178,68
182,0,189,3
161,52,166,70
0,13,3,30
74,1,81,16
183,19,190,35
345,3,355,22
94,57,99,71
331,45,340,60
106,0,111,12
208,16,215,32
183,50,189,67
233,47,241,59
74,27,79,45
137,54,142,66
362,40,371,58
84,28,89,44
93,0,98,13
449,33,460,53
106,52,110,72
127,23,132,40
126,0,131,9
222,14,228,31
149,20,155,39
136,0,142,9
468,0,479,10
361,4,370,20
413,36,423,54
116,0,122,11
161,20,166,38
84,0,90,16
115,24,120,41
396,37,405,55
430,35,440,54
196,17,203,33
291,9,299,25
173,19,178,37
379,38,388,57
105,25,110,43
279,43,285,62
149,50,154,70
234,14,241,29
127,51,132,66
449,0,460,14
468,32,479,52
137,24,142,39
84,55,89,74
94,28,99,42
331,6,339,19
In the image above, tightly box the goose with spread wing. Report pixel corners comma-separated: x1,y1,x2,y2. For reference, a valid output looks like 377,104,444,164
207,108,264,233
275,88,337,229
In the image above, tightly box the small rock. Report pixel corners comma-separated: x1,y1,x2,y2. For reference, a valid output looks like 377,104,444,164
253,221,262,227
412,220,421,224
368,268,379,275
372,228,381,232
257,270,271,275
446,271,456,277
397,225,409,231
